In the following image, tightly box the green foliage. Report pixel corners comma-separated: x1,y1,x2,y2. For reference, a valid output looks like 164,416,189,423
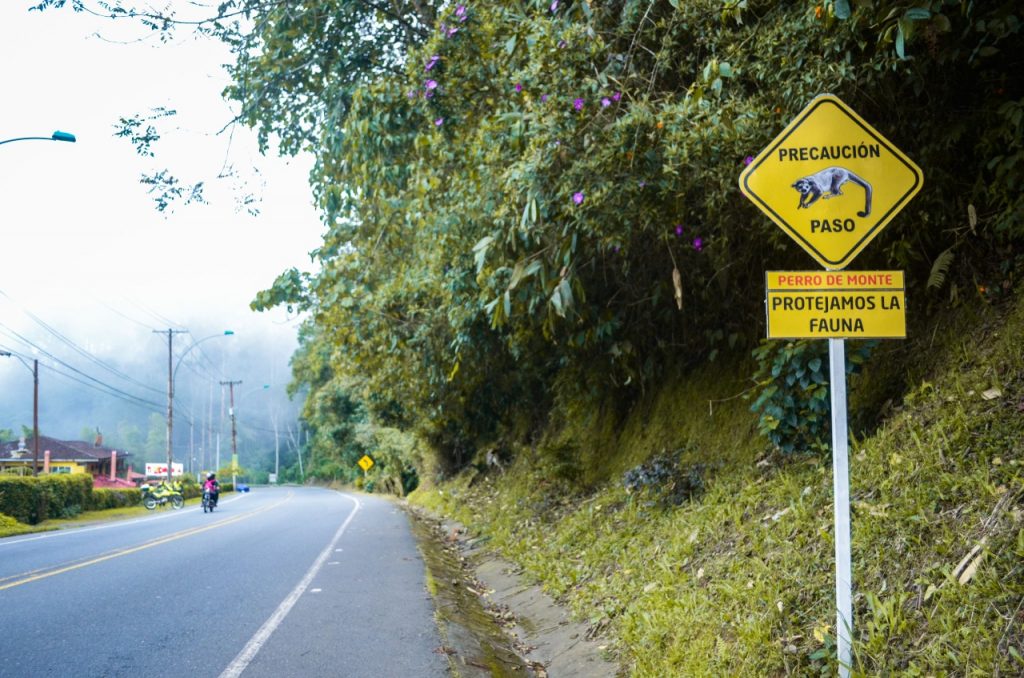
0,511,32,537
46,0,1024,476
413,288,1024,676
749,340,875,454
87,487,142,510
0,473,94,524
622,452,705,507
238,0,1022,477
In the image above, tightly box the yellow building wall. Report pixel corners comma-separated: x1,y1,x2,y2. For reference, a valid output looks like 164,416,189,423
47,462,89,474
0,460,91,475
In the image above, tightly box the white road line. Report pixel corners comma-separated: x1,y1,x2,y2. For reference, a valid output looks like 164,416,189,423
218,493,361,678
0,494,248,547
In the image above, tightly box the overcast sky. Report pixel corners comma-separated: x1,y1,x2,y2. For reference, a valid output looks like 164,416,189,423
0,3,323,439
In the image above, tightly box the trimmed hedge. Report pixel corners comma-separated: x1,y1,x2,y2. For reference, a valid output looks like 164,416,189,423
87,487,142,510
0,474,95,524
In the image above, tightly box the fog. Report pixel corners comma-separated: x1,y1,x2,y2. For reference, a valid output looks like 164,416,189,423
0,299,306,473
0,3,323,476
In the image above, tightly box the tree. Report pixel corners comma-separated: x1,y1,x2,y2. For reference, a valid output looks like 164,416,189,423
40,1,1024,475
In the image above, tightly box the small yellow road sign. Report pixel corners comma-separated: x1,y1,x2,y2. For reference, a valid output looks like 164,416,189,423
766,270,906,339
357,455,374,472
741,94,923,270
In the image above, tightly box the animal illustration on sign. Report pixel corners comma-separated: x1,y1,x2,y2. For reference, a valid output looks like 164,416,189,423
792,167,872,218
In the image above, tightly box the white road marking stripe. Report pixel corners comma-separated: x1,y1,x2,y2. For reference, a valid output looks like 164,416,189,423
218,493,361,678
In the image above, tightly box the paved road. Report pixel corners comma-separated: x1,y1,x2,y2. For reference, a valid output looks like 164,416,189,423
0,487,447,678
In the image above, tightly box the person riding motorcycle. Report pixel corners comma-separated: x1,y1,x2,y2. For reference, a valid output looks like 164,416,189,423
203,472,220,508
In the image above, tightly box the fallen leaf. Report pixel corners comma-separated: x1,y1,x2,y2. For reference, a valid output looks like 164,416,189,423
982,387,1002,401
696,567,705,580
813,622,830,643
953,540,987,585
923,583,938,601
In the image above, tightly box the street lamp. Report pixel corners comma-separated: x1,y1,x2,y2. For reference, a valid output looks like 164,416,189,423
156,329,234,483
0,352,40,475
0,131,77,146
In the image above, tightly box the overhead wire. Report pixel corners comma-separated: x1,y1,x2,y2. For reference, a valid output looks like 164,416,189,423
21,308,165,395
0,343,168,417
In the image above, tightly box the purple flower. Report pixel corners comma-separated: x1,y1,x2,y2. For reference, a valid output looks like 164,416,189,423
540,94,549,103
674,225,683,236
550,0,559,11
601,97,611,107
425,79,438,90
558,39,567,49
573,97,585,111
612,91,622,101
514,83,523,93
639,180,646,188
455,5,467,22
407,89,416,99
425,55,440,71
446,25,459,37
692,237,703,252
744,155,754,166
435,117,445,127
572,191,584,205
613,245,620,253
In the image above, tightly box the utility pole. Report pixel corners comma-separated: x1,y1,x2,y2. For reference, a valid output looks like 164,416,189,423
220,380,242,488
155,329,187,482
1,352,41,476
32,359,39,476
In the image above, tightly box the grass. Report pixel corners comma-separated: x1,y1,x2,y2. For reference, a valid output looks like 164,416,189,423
410,289,1024,676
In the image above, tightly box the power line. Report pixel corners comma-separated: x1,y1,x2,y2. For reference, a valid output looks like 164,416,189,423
22,308,164,395
0,290,164,395
0,326,168,413
97,299,160,331
0,344,167,417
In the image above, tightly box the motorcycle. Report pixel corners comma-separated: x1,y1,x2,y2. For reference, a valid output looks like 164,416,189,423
140,482,184,510
201,488,217,513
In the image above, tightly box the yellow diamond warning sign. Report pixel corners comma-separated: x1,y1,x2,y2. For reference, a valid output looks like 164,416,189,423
740,95,923,270
766,270,906,339
357,455,374,472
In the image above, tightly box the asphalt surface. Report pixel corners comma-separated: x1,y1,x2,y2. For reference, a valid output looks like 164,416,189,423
0,487,447,678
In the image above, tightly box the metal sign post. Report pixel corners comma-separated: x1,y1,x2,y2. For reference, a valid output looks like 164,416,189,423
829,338,853,675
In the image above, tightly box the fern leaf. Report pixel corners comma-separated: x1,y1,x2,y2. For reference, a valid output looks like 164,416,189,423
928,248,955,291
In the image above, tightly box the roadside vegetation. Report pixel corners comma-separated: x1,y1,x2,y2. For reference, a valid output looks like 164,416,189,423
411,290,1024,675
0,475,222,538
31,1,1024,673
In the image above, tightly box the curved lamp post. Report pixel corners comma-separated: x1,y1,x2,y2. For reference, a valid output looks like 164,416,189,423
160,330,234,482
0,131,76,146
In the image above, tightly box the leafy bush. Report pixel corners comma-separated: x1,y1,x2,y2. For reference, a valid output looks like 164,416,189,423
88,487,142,510
749,340,875,454
0,474,94,524
622,452,705,507
0,511,31,537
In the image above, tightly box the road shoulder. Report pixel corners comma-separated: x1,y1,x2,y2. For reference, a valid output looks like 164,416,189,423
404,504,619,678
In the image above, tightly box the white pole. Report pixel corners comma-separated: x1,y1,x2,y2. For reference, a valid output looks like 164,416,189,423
829,338,853,675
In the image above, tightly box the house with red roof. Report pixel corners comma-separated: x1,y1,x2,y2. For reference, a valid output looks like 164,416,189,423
0,435,133,486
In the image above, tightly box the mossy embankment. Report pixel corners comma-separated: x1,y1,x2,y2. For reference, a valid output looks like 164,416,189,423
410,291,1024,676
